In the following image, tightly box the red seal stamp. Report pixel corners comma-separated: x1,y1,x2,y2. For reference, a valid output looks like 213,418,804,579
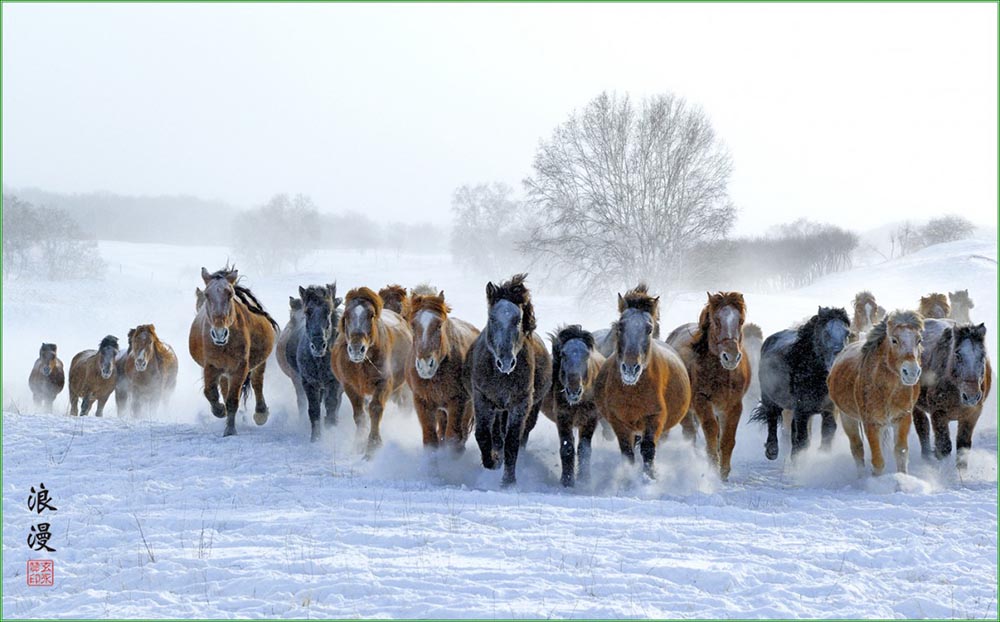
26,559,54,586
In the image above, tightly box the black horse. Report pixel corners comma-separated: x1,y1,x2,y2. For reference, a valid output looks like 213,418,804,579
465,274,552,487
284,284,344,442
751,306,851,460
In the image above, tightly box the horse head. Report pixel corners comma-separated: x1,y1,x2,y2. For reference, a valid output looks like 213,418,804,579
129,325,158,372
38,343,58,377
342,287,382,364
702,291,746,371
810,306,851,371
614,284,659,386
300,284,339,358
551,325,596,405
484,274,535,375
201,266,240,346
948,323,988,406
98,335,120,379
406,289,451,380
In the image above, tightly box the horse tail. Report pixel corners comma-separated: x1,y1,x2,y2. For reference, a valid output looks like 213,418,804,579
239,372,252,409
749,401,773,424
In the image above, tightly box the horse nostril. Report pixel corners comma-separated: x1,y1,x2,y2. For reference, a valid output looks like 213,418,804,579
961,392,969,402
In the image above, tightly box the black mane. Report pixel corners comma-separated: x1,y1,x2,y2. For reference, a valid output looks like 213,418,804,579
792,307,849,356
99,335,119,350
487,273,536,334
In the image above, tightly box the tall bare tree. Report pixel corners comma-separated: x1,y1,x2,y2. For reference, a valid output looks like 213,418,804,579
232,193,320,273
522,91,736,290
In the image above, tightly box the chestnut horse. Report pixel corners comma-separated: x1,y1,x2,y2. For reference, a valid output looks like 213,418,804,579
115,324,178,417
403,288,480,449
29,343,64,412
465,274,552,486
828,311,924,475
276,296,307,418
850,291,886,336
594,284,691,479
948,289,975,323
331,287,413,456
69,335,120,417
913,319,992,468
666,292,751,480
378,284,409,315
189,266,278,437
919,293,950,319
542,325,605,487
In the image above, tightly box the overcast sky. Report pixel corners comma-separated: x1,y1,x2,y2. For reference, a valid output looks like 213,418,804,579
3,3,997,234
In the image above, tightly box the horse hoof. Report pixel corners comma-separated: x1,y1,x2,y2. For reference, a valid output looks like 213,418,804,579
223,425,237,437
211,403,226,419
500,474,516,488
765,443,778,461
253,410,269,426
720,468,731,482
310,430,321,443
323,417,337,428
561,475,575,488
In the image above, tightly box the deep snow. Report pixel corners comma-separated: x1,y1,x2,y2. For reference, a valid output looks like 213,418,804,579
2,238,997,618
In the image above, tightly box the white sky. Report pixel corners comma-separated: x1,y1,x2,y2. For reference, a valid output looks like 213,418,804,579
3,3,997,234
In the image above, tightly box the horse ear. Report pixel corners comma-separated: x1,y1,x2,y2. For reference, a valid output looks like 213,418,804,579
201,267,211,284
706,291,712,302
975,323,987,339
225,270,239,284
653,296,660,312
299,286,307,301
438,290,446,301
327,283,337,300
617,293,626,313
486,282,497,303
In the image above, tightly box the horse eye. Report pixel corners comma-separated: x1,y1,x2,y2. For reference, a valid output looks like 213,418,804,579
891,338,898,345
645,325,653,334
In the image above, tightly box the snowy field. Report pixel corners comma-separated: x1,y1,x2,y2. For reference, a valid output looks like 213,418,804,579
2,239,997,618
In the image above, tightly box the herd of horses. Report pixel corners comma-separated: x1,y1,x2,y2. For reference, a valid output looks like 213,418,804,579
28,267,991,486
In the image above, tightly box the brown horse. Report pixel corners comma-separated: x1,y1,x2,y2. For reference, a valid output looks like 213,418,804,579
850,291,887,335
542,326,605,487
913,319,992,468
827,311,924,475
378,284,409,315
331,287,413,456
276,296,307,417
948,289,974,323
69,336,120,417
919,293,950,319
403,288,480,449
115,324,179,417
666,292,751,480
29,343,64,412
594,285,691,478
189,266,278,437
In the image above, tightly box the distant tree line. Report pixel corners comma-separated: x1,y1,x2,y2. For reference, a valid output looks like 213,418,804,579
2,195,107,280
890,215,977,258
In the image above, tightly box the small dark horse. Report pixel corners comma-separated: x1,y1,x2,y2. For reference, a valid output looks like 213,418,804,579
29,343,64,412
285,284,344,442
541,326,605,487
751,306,851,460
913,319,992,469
465,274,552,486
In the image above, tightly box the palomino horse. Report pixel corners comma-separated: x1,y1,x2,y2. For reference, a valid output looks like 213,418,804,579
542,325,605,487
189,266,278,437
276,296,307,418
594,284,691,479
948,290,975,323
465,274,552,486
751,307,851,460
69,335,120,417
918,293,950,320
115,324,178,417
29,343,64,412
285,284,344,441
850,291,886,336
913,319,991,468
666,292,751,480
403,288,480,450
378,284,409,315
331,287,413,456
828,311,924,475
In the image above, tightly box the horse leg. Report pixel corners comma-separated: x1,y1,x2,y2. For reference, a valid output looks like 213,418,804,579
323,382,342,428
115,386,129,417
364,392,388,458
291,373,308,420
223,367,247,437
414,396,439,449
443,398,469,452
758,401,781,460
841,414,866,475
344,386,367,448
80,395,93,417
718,402,742,482
679,411,698,443
473,394,499,469
556,411,576,487
819,410,837,451
693,397,720,468
863,421,885,476
251,361,269,425
893,413,911,474
955,413,978,470
639,416,661,480
931,410,952,460
70,391,80,417
520,401,540,449
912,405,933,459
203,366,225,419
492,410,505,468
790,412,811,458
304,380,322,442
95,394,110,418
501,403,528,487
576,411,598,486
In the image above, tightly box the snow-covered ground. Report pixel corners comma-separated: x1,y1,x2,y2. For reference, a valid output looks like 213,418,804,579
3,238,997,618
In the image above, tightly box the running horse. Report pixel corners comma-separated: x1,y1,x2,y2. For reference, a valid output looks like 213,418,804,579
666,292,751,480
115,324,179,417
189,266,278,437
918,293,950,320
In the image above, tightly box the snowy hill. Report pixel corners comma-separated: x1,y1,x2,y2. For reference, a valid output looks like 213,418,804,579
2,238,996,618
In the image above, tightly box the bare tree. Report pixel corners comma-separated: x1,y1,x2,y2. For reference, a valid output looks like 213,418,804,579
921,214,976,246
232,194,320,273
521,91,736,291
2,195,106,280
450,182,535,275
890,221,922,258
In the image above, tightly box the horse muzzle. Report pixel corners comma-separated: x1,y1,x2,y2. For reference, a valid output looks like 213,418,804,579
309,342,328,358
100,366,114,380
41,367,51,377
134,358,148,372
564,387,584,405
960,389,984,406
415,357,438,379
347,344,367,363
719,350,742,371
210,327,230,346
619,362,643,386
495,356,516,375
899,362,922,386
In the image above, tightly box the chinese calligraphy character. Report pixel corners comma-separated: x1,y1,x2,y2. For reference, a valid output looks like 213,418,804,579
27,523,56,552
27,483,56,514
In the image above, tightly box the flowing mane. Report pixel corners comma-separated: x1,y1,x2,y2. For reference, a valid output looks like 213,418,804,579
691,292,746,356
99,335,119,350
549,325,595,393
487,273,536,333
378,284,408,314
862,310,924,361
612,283,660,339
206,265,279,331
790,307,850,358
343,286,383,318
404,292,451,320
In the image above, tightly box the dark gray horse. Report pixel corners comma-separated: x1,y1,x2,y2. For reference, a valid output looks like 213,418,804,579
465,274,552,487
284,284,344,442
750,307,851,460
